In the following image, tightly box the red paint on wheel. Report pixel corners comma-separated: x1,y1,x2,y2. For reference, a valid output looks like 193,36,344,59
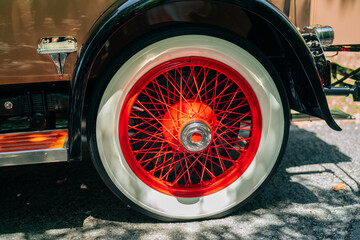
162,101,216,151
119,57,262,197
191,133,202,143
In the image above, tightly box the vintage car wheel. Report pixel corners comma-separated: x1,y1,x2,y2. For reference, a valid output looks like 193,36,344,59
88,33,289,221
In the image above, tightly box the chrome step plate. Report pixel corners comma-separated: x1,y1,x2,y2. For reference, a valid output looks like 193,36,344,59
0,130,68,167
292,108,355,122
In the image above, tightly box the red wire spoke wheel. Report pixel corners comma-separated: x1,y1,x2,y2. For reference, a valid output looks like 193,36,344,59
89,34,289,220
119,57,262,197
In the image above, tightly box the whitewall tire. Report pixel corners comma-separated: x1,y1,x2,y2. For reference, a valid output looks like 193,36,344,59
89,34,289,220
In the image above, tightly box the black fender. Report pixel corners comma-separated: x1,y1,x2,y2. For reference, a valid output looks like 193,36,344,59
69,0,340,161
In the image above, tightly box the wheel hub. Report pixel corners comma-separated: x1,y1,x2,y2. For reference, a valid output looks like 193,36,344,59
162,101,216,152
180,120,212,152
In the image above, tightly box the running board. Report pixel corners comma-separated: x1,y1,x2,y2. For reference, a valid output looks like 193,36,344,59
0,130,68,167
292,109,355,122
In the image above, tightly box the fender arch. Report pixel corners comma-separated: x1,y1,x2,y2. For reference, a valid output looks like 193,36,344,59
69,0,340,161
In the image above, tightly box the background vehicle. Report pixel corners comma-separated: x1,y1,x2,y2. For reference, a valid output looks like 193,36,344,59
0,0,358,221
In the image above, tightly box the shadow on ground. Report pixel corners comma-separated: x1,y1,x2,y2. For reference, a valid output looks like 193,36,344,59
0,125,358,239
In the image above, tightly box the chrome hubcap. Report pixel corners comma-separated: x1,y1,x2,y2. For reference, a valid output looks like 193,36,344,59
180,121,212,152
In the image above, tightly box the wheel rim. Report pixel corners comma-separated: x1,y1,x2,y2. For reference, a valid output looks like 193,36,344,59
119,57,262,197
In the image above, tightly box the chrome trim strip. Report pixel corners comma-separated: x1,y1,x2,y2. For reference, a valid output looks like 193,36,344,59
37,37,77,55
0,148,68,167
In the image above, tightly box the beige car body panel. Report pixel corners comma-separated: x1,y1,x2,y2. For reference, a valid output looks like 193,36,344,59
0,0,358,86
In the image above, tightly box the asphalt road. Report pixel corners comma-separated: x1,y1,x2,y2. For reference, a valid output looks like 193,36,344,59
0,123,359,240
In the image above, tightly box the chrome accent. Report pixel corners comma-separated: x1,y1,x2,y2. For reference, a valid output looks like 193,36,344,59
302,25,334,47
0,148,68,167
180,121,212,152
292,109,355,122
37,37,77,78
4,101,13,110
132,106,144,112
0,129,69,167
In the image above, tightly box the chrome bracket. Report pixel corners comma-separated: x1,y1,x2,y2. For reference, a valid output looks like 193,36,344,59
37,37,77,78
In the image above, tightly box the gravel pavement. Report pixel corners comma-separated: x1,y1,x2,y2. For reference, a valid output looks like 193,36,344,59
0,123,359,240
